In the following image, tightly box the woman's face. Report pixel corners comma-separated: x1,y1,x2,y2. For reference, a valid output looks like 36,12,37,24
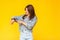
25,8,30,16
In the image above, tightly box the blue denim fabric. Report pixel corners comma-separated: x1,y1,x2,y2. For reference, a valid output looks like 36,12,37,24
12,14,37,40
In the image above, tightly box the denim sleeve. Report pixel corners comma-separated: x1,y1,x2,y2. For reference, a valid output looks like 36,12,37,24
26,17,37,30
11,15,24,21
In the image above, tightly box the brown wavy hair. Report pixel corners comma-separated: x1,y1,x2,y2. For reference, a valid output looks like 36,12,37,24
22,4,36,20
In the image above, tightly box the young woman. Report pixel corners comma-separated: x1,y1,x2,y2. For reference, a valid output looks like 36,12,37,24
11,4,37,40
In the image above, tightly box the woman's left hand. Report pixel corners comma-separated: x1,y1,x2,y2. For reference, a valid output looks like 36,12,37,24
17,20,27,26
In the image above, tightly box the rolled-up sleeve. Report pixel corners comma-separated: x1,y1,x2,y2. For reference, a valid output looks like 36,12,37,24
11,15,24,21
25,17,37,30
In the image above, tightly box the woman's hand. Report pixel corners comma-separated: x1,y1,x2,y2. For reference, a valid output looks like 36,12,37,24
17,20,27,26
11,19,15,24
11,18,17,24
10,18,27,26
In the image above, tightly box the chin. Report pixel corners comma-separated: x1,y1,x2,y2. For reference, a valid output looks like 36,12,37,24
26,14,28,15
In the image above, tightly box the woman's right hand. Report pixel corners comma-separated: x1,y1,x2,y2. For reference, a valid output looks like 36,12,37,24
11,19,15,24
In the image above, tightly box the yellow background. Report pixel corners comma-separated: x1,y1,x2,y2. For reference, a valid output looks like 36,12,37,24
0,0,60,40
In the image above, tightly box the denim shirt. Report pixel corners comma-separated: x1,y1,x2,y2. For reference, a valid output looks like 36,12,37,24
12,14,37,33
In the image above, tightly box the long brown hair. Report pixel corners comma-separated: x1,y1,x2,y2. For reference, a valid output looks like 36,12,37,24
22,4,36,20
